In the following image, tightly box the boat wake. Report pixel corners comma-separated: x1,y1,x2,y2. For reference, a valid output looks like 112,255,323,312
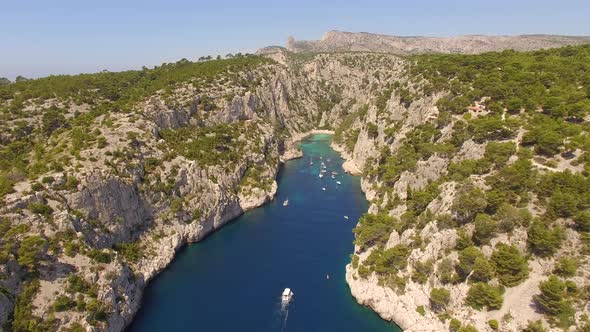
277,296,292,332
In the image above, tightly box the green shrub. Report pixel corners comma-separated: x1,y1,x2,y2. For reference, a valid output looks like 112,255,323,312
472,213,497,245
458,324,479,332
114,242,143,263
457,246,484,280
534,275,575,328
455,229,474,250
437,258,456,284
486,159,535,204
17,236,47,271
534,275,569,315
522,122,564,156
28,202,54,216
553,257,577,277
527,220,563,257
522,320,547,332
411,259,434,284
351,254,359,269
52,295,75,312
358,264,370,279
353,213,398,251
488,319,499,330
449,318,462,332
367,122,379,139
484,142,516,167
11,279,46,331
468,115,518,143
491,243,529,287
365,244,411,275
86,299,107,325
30,182,44,192
416,305,426,316
470,257,494,282
66,275,91,294
465,282,503,310
429,287,450,312
41,176,55,184
88,249,112,264
548,190,578,218
574,211,590,232
452,184,487,223
494,203,531,232
67,323,86,332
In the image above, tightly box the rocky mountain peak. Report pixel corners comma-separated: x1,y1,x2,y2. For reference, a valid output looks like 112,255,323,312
286,30,590,54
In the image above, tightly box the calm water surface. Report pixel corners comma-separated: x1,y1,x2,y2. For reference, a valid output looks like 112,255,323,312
128,134,400,332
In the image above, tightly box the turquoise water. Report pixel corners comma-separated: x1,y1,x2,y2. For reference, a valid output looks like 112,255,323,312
127,134,400,332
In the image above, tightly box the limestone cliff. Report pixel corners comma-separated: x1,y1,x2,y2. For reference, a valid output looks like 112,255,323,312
287,30,590,54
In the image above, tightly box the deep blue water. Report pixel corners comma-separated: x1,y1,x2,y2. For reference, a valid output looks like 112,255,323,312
128,134,400,332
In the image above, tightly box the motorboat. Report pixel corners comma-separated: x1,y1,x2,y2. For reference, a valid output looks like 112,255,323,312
282,288,293,303
283,199,289,206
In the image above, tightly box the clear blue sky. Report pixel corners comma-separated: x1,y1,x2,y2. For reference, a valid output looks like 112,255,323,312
2,0,589,79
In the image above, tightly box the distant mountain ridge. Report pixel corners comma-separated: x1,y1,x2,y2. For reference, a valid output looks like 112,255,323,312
285,30,590,54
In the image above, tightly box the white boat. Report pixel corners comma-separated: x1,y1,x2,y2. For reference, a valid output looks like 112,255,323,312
331,171,338,175
283,199,289,206
319,173,323,178
322,187,326,191
344,215,349,220
331,175,335,179
282,288,293,302
336,181,341,185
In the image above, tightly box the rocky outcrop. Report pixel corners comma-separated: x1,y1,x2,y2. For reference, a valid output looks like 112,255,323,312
68,175,152,248
287,30,590,54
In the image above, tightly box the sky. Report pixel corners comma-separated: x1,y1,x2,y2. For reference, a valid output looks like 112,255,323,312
1,0,590,79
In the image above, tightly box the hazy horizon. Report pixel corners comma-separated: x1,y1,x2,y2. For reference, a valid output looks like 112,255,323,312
2,0,590,80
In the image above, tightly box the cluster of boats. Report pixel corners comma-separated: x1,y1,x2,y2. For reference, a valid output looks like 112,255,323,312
317,158,341,186
282,156,349,219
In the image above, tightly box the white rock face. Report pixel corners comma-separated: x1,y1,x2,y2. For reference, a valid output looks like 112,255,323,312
346,265,446,331
287,30,590,54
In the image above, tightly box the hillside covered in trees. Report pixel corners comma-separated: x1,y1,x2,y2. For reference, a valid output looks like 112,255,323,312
0,41,589,332
344,45,590,331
